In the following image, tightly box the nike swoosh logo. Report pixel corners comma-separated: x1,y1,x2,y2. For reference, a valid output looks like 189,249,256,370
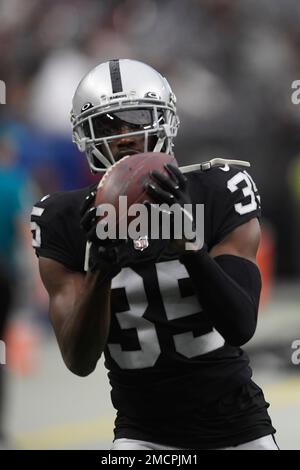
220,164,230,172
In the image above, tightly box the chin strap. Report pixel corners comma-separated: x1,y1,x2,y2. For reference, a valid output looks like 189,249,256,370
180,158,250,174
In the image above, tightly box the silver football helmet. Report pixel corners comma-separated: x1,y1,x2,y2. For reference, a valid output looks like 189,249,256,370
71,59,180,173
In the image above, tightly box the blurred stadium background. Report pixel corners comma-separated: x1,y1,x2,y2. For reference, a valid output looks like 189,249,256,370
0,0,299,450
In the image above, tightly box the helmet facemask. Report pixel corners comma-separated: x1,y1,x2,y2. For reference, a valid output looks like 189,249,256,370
72,98,179,173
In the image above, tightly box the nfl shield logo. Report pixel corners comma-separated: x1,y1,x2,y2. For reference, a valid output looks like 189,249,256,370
133,236,149,251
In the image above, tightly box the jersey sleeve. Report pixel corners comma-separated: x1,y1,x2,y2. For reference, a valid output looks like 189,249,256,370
209,167,261,246
30,192,84,271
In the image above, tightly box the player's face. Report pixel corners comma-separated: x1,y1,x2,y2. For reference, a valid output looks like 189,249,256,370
92,109,163,161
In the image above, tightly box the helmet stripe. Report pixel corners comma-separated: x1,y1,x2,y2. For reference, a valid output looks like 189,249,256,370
109,59,123,93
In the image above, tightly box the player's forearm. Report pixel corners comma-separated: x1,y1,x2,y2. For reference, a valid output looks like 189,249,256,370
180,249,261,347
58,269,112,376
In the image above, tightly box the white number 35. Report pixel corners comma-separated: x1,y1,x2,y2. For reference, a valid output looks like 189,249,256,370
227,171,261,215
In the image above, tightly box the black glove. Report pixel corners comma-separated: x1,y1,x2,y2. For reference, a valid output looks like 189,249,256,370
80,190,128,276
145,164,199,251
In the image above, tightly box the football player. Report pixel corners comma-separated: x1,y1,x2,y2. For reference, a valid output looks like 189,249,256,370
31,59,278,450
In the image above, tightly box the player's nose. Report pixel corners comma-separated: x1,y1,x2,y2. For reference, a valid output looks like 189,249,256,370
114,132,143,160
116,126,138,144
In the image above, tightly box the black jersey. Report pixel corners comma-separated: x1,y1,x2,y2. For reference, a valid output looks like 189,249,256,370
31,165,275,448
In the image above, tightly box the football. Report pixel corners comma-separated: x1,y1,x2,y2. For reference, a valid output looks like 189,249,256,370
95,152,178,228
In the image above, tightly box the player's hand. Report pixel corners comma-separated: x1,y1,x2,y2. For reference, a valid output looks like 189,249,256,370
147,164,190,206
80,190,128,275
145,164,197,252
